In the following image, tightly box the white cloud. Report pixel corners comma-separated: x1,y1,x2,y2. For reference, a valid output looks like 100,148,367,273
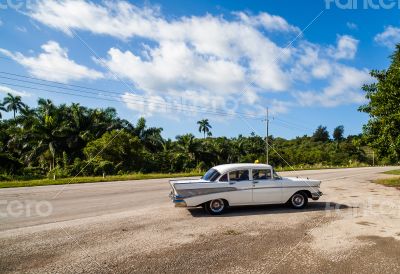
24,0,369,117
29,1,299,39
0,85,31,97
312,61,332,79
29,0,161,39
121,89,244,119
103,43,247,95
234,11,300,33
269,99,292,115
0,41,103,83
29,0,295,98
122,92,168,118
295,66,371,107
375,26,400,49
329,35,359,60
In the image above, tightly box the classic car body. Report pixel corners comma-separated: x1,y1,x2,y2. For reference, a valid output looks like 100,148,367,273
169,163,322,214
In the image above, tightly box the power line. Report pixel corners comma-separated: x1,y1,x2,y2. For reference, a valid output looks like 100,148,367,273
0,71,170,105
0,71,120,95
0,62,314,131
0,68,314,134
0,81,264,120
0,72,267,120
273,117,312,131
0,71,314,134
270,121,309,133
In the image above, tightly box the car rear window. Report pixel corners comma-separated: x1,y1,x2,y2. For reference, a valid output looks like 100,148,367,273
202,168,221,181
229,170,249,181
252,169,271,180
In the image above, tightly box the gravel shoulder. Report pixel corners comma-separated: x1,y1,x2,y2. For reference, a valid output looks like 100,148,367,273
0,167,399,273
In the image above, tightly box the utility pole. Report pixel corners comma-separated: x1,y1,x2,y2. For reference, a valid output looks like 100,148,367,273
262,107,269,165
372,151,375,166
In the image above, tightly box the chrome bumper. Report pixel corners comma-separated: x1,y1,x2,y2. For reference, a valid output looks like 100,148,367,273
173,200,187,207
311,191,323,200
169,192,187,207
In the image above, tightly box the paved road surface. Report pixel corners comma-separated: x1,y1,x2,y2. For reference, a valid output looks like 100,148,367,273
0,167,399,273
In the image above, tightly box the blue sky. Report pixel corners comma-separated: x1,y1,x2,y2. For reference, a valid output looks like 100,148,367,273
0,0,399,139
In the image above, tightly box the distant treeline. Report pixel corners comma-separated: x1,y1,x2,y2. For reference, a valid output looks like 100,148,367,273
0,94,376,178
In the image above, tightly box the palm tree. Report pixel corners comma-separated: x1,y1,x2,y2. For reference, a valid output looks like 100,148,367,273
133,117,163,152
176,134,200,163
0,102,6,119
37,98,55,116
17,105,37,128
197,119,212,138
3,93,26,118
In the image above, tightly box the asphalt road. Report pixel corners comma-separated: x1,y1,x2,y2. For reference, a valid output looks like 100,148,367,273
1,167,399,273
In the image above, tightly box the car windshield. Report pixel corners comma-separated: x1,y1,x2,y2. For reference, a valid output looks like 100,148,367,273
202,168,221,181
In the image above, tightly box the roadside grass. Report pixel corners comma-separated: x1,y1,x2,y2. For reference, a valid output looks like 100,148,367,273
275,164,372,172
383,169,400,175
374,169,400,188
0,172,202,189
0,165,392,189
374,178,400,188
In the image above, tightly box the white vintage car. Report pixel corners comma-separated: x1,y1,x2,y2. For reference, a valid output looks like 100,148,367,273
169,163,322,215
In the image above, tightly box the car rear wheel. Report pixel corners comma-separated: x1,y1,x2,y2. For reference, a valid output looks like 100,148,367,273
290,192,308,209
205,199,227,215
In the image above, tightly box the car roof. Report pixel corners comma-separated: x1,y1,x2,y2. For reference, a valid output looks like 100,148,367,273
212,163,272,174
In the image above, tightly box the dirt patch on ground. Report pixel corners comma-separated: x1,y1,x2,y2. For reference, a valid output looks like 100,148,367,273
112,224,400,274
113,218,328,274
356,221,376,226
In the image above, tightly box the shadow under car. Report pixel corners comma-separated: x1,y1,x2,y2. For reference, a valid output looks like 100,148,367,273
187,202,352,217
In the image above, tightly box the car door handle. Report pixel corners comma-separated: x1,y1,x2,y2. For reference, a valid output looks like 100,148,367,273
229,182,236,185
253,181,259,184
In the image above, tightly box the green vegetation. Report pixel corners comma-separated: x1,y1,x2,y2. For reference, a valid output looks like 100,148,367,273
374,169,400,188
197,119,212,138
0,92,376,187
359,45,400,164
374,178,400,188
383,170,400,175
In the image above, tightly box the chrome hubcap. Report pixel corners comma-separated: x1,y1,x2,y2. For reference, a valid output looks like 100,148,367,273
292,194,304,207
210,199,224,212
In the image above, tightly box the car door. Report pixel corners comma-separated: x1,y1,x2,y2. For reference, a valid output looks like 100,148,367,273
251,168,282,204
224,169,253,205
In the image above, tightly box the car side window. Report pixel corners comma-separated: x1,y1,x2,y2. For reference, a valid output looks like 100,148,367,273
252,169,272,180
229,170,249,182
219,173,228,182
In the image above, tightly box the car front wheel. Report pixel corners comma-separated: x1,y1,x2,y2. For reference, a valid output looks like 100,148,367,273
205,199,227,215
290,192,308,209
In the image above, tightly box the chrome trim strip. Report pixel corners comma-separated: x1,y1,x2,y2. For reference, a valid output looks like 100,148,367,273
173,185,321,199
245,186,320,190
176,187,237,198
